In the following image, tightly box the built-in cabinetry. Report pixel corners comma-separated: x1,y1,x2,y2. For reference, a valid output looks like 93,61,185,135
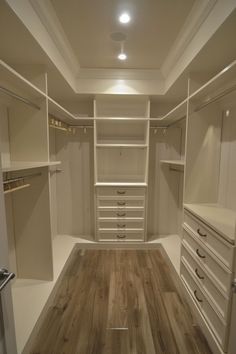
94,97,150,242
1,57,236,354
180,61,236,354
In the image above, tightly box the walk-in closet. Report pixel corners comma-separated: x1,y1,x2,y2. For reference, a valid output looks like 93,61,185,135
0,1,236,354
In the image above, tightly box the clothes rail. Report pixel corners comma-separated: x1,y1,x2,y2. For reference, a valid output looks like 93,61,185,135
0,85,41,110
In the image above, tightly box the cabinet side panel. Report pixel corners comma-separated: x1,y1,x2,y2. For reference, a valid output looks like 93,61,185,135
9,99,49,162
185,104,221,204
56,129,94,238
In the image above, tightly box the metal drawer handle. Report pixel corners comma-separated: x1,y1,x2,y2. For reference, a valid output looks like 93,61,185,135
117,234,126,239
195,268,204,280
117,201,126,206
117,212,126,217
197,228,207,237
196,249,206,259
117,224,126,228
117,190,126,195
194,290,203,303
0,268,15,292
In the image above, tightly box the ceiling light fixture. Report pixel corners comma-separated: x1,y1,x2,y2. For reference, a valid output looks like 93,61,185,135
118,53,127,61
119,13,130,24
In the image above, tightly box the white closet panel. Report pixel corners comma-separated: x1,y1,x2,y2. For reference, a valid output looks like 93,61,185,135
218,107,236,210
56,129,94,238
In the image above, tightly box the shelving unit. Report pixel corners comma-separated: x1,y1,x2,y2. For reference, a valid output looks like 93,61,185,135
94,96,150,242
160,159,185,166
2,161,61,172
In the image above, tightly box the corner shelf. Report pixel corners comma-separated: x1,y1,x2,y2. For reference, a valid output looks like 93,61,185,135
160,160,185,166
47,97,76,124
2,161,61,172
150,98,188,127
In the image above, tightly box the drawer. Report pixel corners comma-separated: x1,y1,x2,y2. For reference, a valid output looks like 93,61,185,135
98,219,144,230
182,228,232,294
181,262,227,349
97,187,145,197
184,211,234,269
97,209,144,218
97,197,144,208
98,230,144,241
181,245,229,321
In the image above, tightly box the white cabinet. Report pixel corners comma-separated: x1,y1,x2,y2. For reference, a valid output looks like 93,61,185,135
181,62,236,354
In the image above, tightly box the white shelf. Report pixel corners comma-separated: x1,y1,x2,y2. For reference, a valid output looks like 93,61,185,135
96,144,148,148
160,160,185,166
0,59,46,102
48,97,76,124
95,182,147,187
2,161,61,172
11,235,80,354
150,98,188,126
184,203,236,244
189,60,236,107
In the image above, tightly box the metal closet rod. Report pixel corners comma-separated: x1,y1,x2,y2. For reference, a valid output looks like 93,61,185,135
4,172,42,183
0,85,41,110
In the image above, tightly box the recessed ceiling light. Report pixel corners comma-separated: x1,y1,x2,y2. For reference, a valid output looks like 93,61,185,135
119,13,130,24
118,53,127,61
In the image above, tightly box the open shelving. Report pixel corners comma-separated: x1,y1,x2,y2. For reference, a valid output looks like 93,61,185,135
2,161,61,173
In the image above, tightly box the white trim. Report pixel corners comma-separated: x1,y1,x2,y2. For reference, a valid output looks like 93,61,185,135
161,0,217,78
29,0,80,76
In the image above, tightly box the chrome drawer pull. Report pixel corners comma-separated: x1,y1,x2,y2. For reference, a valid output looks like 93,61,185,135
196,249,206,259
117,201,126,206
117,190,126,195
195,268,204,280
117,212,126,217
117,224,126,228
117,234,126,239
197,228,207,237
194,290,203,303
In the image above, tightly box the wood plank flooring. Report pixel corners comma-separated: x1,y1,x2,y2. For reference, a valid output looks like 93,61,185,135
28,247,212,354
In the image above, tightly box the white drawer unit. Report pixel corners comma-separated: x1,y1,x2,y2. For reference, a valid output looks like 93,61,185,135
98,230,144,242
184,210,234,269
181,261,228,350
181,207,236,354
95,186,147,241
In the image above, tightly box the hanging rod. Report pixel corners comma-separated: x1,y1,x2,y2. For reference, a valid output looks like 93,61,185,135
4,183,30,195
194,83,236,112
169,167,184,173
150,126,168,129
0,86,41,110
70,125,94,129
4,172,41,183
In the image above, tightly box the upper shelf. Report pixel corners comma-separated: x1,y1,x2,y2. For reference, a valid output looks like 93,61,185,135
0,60,46,104
160,160,185,166
2,161,61,173
150,98,188,127
47,97,76,124
189,59,236,109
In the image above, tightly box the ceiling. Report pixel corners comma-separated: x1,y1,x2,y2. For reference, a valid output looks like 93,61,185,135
0,0,235,111
50,0,195,69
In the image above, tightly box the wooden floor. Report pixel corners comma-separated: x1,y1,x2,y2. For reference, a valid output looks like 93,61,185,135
28,247,212,354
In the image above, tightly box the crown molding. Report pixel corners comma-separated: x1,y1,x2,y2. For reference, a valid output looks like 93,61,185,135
29,0,80,76
78,68,164,81
161,0,217,78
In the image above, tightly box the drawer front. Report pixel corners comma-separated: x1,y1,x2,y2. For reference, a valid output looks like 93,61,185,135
181,262,227,349
98,231,144,241
98,220,144,230
183,228,232,294
184,211,234,269
181,245,229,321
98,209,144,218
97,197,144,208
97,187,145,197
